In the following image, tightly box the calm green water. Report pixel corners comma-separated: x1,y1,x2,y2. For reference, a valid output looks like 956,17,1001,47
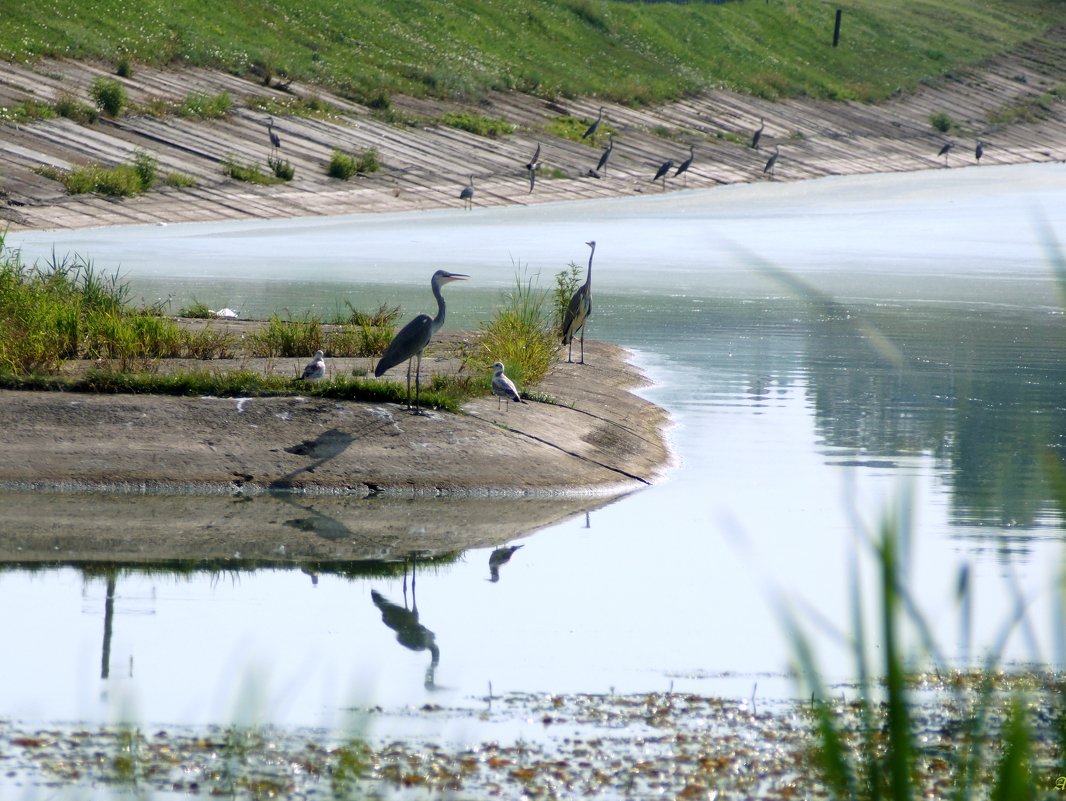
2,163,1065,734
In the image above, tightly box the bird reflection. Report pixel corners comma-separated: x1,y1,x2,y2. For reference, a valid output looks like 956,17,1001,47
371,563,439,688
488,544,524,583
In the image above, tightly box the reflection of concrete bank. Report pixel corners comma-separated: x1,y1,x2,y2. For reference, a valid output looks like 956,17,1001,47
0,490,618,563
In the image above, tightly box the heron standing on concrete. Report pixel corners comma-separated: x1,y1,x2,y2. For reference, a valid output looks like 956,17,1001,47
751,117,765,150
491,362,527,409
763,145,780,180
596,135,614,176
375,270,468,412
267,116,281,151
653,158,674,190
460,176,475,209
674,145,695,185
562,240,596,364
299,350,325,381
938,141,954,165
582,107,605,141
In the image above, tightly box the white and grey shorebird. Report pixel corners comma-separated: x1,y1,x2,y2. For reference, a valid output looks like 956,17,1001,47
491,362,527,409
300,349,325,381
376,270,468,412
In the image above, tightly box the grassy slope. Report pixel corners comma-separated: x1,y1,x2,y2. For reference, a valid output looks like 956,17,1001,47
0,0,1061,105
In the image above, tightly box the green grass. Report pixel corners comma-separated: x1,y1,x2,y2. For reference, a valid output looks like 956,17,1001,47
35,149,157,196
0,1,1060,106
437,112,514,138
474,269,558,391
222,156,279,185
327,147,379,179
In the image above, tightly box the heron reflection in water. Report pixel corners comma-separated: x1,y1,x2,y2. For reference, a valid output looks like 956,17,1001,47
371,561,439,688
488,544,524,582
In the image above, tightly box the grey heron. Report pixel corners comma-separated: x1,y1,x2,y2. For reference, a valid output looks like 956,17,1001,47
375,270,468,412
491,362,527,409
459,176,475,209
299,349,325,381
488,544,524,582
582,106,605,141
596,135,614,175
975,140,985,162
267,116,281,150
674,145,695,185
938,141,954,165
561,240,596,364
763,145,780,179
653,158,673,190
751,117,765,150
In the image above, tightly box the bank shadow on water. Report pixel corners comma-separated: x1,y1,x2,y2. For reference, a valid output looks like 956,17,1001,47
0,488,623,563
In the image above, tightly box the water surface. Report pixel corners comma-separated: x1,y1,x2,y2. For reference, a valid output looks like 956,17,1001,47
3,162,1065,734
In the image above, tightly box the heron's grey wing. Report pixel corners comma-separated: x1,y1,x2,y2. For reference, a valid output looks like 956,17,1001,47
375,314,433,376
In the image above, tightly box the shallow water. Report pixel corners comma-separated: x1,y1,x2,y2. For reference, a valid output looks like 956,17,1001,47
3,163,1066,735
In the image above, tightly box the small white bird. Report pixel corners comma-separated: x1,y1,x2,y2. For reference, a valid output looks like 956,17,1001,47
300,350,326,381
491,362,527,409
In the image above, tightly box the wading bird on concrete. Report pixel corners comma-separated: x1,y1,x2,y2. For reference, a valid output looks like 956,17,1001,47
751,117,765,150
562,240,596,364
653,158,674,190
460,176,475,209
596,135,614,176
488,544,524,582
975,140,985,162
267,116,281,150
763,145,780,180
299,349,325,381
375,270,468,412
582,107,605,141
938,141,954,165
491,362,527,409
674,145,695,185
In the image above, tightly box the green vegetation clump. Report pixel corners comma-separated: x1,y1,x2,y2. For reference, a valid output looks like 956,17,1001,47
474,270,557,391
54,92,98,123
437,112,514,139
222,156,279,185
327,147,379,179
0,99,56,123
89,76,127,117
34,150,157,196
929,110,955,132
164,171,198,188
179,91,232,118
247,312,394,358
267,155,295,180
553,261,583,334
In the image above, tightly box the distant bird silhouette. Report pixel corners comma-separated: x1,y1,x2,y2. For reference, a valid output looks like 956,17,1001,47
751,117,765,150
525,143,541,171
267,116,281,150
562,240,596,364
525,143,541,194
459,175,475,209
653,158,674,190
488,544,524,582
674,145,695,185
975,140,985,162
491,362,527,409
375,270,467,412
299,349,325,381
596,135,614,176
938,141,954,165
763,145,780,179
582,106,605,141
371,586,439,689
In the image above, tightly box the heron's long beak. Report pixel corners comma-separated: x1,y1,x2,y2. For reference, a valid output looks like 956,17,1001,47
444,273,469,281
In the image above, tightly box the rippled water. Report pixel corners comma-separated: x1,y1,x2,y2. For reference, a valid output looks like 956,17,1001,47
3,163,1065,733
